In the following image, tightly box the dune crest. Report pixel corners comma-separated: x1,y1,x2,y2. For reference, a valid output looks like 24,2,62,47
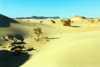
0,14,18,27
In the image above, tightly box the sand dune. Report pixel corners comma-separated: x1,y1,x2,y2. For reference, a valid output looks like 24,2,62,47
0,15,100,67
0,14,18,27
21,19,100,67
21,30,100,67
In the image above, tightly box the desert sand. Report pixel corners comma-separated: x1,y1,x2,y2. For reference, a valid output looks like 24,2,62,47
0,14,100,67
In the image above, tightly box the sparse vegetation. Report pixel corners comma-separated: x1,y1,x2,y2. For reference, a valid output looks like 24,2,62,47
51,20,56,23
2,35,24,43
90,19,95,23
40,21,43,23
1,34,34,56
33,27,49,41
61,19,71,26
33,27,43,41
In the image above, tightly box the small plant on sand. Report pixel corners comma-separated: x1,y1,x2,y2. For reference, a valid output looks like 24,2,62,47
51,20,56,24
90,19,95,23
40,21,43,23
60,19,71,26
2,35,35,56
33,27,43,41
33,27,49,41
2,35,24,43
9,41,35,56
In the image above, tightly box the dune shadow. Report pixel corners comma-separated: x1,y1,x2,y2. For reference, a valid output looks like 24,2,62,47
14,34,24,41
11,28,28,37
71,26,81,27
0,22,10,27
48,37,59,39
7,34,24,41
0,44,2,46
0,50,30,67
0,14,18,27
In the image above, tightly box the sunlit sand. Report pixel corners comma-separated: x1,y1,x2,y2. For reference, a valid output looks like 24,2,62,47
0,14,100,67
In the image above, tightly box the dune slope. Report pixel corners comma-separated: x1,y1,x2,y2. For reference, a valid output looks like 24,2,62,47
21,27,100,67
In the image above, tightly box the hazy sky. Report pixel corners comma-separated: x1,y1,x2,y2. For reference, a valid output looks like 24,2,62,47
0,0,100,18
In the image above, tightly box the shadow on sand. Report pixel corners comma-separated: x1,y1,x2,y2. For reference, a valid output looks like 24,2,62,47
48,37,59,40
6,34,24,41
0,50,30,67
71,26,81,27
0,14,18,27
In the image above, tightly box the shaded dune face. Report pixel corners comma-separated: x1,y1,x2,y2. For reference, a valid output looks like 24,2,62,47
0,50,30,67
0,14,27,39
0,14,31,47
0,14,18,27
0,14,31,67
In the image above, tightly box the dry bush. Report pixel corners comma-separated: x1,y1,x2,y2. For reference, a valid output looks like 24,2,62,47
33,27,49,41
97,19,100,23
60,19,71,26
2,35,34,56
51,20,56,23
90,19,95,23
40,21,43,23
8,40,34,55
2,35,24,44
33,27,43,41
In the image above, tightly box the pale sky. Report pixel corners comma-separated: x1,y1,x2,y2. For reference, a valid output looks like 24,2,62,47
0,0,100,18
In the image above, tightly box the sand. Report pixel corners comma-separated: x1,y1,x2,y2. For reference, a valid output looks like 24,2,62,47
21,19,100,67
22,31,100,67
0,15,100,67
